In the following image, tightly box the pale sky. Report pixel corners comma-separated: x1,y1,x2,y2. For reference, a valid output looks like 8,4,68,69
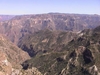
0,0,100,15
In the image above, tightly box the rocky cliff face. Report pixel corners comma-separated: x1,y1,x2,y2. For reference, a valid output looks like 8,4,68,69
0,34,31,75
0,34,30,65
0,13,100,44
0,50,12,75
0,50,41,75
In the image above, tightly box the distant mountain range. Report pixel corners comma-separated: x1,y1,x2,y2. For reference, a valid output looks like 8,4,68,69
0,13,100,44
0,15,15,21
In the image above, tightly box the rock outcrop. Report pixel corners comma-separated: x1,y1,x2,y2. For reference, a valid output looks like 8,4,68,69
0,34,30,75
20,67,43,75
0,34,30,66
0,50,12,75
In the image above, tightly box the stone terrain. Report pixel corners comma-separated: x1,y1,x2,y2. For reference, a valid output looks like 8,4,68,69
0,34,31,75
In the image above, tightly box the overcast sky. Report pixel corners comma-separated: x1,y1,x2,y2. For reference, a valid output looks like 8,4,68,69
0,0,100,15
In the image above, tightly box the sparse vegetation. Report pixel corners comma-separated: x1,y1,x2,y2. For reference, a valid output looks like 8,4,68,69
21,26,100,75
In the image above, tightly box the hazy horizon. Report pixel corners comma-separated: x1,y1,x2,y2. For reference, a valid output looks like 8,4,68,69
0,12,100,16
0,0,100,15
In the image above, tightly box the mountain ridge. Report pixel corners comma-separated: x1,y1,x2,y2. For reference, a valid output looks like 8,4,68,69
0,13,100,44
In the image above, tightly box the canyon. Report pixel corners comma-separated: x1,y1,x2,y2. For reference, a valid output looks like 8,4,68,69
0,13,100,75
